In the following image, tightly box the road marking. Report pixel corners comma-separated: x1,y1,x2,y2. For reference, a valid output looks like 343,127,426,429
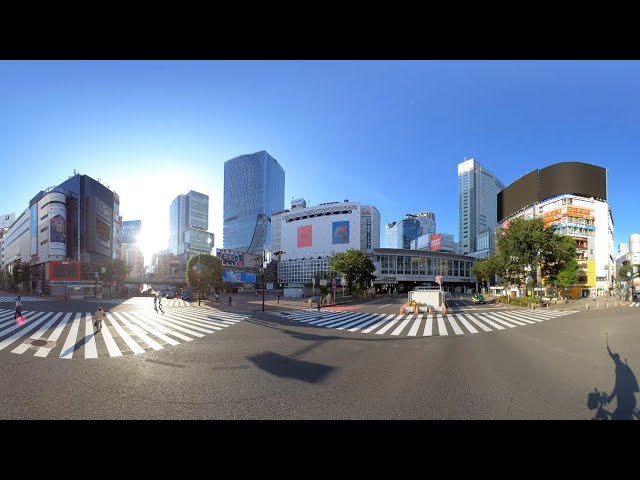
373,315,403,335
423,315,433,336
0,312,48,350
10,312,55,354
337,314,379,330
113,313,163,350
461,313,492,332
348,314,388,332
484,312,524,327
474,315,504,330
490,311,534,325
407,315,423,336
105,314,146,354
452,314,478,334
135,311,202,339
437,315,448,336
120,312,180,346
34,313,72,357
59,313,83,359
391,315,413,335
446,315,465,335
378,304,392,309
84,313,98,358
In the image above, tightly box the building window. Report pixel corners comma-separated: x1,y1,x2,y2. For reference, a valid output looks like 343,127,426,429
40,239,49,245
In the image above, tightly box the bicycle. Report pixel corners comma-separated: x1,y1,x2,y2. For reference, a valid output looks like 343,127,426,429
588,388,640,420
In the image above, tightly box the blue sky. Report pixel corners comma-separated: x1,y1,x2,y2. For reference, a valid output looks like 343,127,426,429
1,60,638,263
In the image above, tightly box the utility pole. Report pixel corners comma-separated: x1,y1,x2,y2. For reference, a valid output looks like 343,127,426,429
262,250,266,312
198,253,202,307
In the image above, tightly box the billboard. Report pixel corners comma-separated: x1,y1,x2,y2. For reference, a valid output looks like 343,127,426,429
430,234,442,251
49,261,81,281
539,162,606,202
87,195,113,257
332,221,350,244
30,205,38,256
49,203,67,256
122,220,142,244
366,217,371,250
297,225,312,248
497,170,538,223
0,213,15,229
223,271,257,283
217,249,244,267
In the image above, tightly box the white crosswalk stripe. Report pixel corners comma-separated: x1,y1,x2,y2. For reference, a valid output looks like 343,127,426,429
0,307,246,360
267,308,579,337
0,295,50,302
629,302,640,307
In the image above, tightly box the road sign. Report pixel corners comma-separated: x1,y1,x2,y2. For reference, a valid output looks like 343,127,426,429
627,272,632,277
197,265,203,271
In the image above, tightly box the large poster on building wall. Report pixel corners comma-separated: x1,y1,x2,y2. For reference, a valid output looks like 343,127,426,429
332,221,349,244
297,225,312,248
30,205,38,256
122,220,142,244
217,249,244,267
223,271,257,283
366,217,371,250
49,204,67,256
430,233,442,251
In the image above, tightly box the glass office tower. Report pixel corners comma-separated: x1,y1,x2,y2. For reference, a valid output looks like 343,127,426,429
223,151,285,256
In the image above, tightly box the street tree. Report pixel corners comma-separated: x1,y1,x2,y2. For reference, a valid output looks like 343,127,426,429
554,257,579,298
329,249,376,294
471,256,497,293
186,254,223,298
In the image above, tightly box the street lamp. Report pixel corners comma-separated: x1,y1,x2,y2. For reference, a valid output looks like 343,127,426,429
262,250,268,312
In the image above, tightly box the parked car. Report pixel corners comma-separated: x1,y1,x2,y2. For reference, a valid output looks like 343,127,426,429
165,292,175,299
471,294,485,304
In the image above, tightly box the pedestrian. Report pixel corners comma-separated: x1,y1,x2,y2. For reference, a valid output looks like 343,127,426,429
215,292,220,303
154,293,159,313
94,307,105,333
157,294,164,314
317,298,321,311
229,294,232,306
14,295,23,320
277,293,280,304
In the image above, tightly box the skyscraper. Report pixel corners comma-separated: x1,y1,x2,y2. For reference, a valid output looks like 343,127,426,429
223,151,285,256
458,158,504,254
168,190,214,272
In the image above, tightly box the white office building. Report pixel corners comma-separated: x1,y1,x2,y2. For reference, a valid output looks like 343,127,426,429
458,158,505,255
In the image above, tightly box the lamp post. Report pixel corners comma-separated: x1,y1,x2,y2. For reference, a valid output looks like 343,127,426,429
262,250,268,312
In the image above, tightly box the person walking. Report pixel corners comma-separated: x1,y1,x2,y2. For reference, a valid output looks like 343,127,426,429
157,294,164,314
277,293,280,304
94,307,105,333
154,293,159,313
15,295,23,320
229,294,232,306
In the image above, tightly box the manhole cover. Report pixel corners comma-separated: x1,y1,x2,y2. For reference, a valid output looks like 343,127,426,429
30,339,48,347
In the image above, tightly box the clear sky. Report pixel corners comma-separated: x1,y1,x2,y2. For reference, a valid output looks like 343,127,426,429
1,60,638,265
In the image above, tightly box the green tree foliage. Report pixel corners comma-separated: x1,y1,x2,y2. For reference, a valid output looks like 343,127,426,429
494,217,578,288
470,257,497,292
555,258,579,294
186,254,223,295
619,263,640,281
104,259,132,286
12,260,31,290
329,249,376,293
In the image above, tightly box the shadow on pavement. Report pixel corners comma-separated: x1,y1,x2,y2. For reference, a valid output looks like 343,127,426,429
247,351,335,383
587,343,639,420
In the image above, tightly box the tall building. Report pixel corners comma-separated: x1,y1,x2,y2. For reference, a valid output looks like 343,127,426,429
223,151,285,256
458,158,504,255
385,218,421,249
1,173,122,296
271,200,380,285
405,212,436,236
168,190,214,273
498,161,614,296
121,220,144,279
618,243,629,256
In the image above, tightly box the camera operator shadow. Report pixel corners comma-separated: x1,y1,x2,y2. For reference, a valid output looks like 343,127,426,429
588,345,640,420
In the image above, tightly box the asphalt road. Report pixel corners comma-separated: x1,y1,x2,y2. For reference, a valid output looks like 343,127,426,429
0,292,638,419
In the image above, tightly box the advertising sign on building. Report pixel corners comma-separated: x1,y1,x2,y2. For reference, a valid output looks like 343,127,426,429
30,205,38,256
297,225,312,248
0,213,15,229
49,203,67,256
366,217,372,250
217,249,244,267
49,261,81,282
332,221,350,244
223,270,257,283
122,220,142,244
565,206,592,218
430,233,443,251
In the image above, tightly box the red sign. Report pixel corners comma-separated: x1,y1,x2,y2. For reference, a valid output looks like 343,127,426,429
297,225,312,248
430,234,442,251
49,261,81,281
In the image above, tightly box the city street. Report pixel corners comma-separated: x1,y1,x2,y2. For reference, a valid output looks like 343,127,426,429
0,291,638,419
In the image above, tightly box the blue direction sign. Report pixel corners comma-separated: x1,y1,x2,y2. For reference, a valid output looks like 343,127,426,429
197,265,203,271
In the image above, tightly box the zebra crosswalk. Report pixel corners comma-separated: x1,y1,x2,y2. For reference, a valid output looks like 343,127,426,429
0,295,50,302
84,297,191,307
268,308,579,337
0,307,247,360
629,302,640,307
